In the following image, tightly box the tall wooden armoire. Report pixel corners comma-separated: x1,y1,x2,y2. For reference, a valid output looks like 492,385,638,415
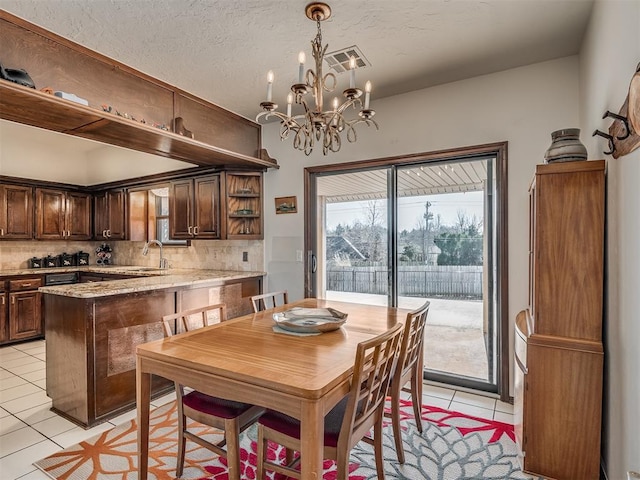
514,160,605,480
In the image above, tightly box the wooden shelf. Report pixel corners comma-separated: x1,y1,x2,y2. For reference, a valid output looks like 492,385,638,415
0,82,277,170
224,172,263,239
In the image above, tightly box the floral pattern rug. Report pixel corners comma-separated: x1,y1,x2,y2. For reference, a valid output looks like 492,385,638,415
34,398,539,479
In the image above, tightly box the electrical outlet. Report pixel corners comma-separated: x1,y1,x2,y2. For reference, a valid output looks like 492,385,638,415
242,251,248,262
296,250,303,262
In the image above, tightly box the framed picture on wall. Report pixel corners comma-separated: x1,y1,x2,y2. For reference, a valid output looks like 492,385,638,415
275,196,297,214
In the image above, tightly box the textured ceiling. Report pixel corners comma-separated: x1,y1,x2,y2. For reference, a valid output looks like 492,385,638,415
1,0,594,121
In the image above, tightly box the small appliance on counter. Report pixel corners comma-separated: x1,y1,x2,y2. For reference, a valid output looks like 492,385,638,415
59,252,76,267
76,251,90,266
43,254,59,268
29,257,42,268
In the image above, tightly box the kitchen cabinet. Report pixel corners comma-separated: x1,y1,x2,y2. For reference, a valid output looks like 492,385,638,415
0,12,274,170
0,184,33,239
3,276,44,344
94,189,127,240
169,175,221,239
44,274,262,427
515,160,604,480
223,171,263,239
0,289,7,344
35,188,91,240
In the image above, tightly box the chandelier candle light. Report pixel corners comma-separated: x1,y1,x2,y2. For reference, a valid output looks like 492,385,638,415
257,2,378,155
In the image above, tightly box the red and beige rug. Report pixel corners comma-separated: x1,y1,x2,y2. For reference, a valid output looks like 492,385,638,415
35,398,538,479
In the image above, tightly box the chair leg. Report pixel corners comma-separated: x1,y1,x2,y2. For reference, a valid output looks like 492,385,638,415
256,425,266,480
411,369,423,433
176,413,187,477
390,386,405,464
336,444,349,480
224,418,241,480
373,414,386,480
285,447,294,466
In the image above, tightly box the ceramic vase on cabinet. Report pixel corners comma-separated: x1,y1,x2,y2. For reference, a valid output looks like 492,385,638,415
544,128,588,163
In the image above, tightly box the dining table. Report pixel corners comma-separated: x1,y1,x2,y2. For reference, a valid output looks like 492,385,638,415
136,297,409,480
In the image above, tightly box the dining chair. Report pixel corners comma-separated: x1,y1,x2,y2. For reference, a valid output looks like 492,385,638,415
387,300,430,463
161,303,228,336
255,322,404,480
161,304,265,479
250,290,289,313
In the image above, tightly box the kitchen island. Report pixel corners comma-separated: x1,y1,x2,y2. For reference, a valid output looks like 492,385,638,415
39,267,264,428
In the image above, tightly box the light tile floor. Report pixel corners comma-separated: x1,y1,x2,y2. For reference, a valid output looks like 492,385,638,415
0,339,514,480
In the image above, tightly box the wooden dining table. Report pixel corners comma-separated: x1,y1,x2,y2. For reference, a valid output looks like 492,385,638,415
136,298,409,480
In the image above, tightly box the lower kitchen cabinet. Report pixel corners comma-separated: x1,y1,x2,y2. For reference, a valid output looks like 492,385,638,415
9,290,43,341
43,276,262,427
0,276,44,345
514,310,603,480
0,291,7,343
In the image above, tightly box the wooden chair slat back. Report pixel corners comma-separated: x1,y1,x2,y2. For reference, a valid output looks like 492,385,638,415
162,303,227,337
342,322,403,439
399,301,430,375
250,290,289,313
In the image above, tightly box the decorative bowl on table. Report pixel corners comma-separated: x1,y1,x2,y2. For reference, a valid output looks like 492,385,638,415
273,307,347,334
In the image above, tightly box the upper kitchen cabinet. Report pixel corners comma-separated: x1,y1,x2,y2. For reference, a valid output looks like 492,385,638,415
0,184,33,239
35,188,91,240
94,190,127,240
0,11,278,170
223,172,263,239
170,175,221,240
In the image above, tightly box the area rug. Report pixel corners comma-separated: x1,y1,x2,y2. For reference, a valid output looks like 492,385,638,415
35,398,538,479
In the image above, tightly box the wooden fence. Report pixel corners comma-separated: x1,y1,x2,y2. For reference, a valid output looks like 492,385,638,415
326,265,483,299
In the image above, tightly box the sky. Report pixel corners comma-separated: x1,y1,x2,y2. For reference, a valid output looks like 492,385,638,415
326,191,484,232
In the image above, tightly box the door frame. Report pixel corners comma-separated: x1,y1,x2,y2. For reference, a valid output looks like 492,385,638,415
304,141,510,401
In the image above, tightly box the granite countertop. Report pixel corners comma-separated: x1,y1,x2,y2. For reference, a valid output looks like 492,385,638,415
0,266,265,299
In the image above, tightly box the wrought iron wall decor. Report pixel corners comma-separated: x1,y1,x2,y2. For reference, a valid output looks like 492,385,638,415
593,62,640,158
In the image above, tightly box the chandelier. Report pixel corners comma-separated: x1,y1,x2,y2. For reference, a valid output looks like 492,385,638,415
256,2,378,155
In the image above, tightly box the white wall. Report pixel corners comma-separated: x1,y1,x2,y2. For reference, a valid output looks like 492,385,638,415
580,1,640,478
262,56,581,398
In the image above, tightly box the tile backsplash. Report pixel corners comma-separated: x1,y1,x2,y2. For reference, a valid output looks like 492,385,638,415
0,240,101,270
114,240,264,271
0,240,264,272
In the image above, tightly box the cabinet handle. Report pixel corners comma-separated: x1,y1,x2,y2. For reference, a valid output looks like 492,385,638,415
11,296,15,305
102,229,107,238
193,226,199,235
0,228,4,236
188,225,193,235
107,229,111,237
1,296,4,305
21,283,32,288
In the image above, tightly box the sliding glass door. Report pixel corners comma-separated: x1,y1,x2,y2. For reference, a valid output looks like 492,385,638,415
306,149,506,394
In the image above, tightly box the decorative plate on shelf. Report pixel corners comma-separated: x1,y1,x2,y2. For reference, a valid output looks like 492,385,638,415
273,307,347,334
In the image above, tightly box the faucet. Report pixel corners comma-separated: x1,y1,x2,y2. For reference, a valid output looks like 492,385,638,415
142,239,169,269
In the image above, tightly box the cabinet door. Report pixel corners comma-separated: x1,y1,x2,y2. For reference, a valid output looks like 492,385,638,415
66,192,92,240
35,188,65,239
94,191,109,239
194,175,220,239
106,190,127,239
0,292,7,344
0,185,33,239
9,290,42,341
169,180,194,239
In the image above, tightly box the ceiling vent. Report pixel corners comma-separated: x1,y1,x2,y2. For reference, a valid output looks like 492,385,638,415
324,45,370,74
